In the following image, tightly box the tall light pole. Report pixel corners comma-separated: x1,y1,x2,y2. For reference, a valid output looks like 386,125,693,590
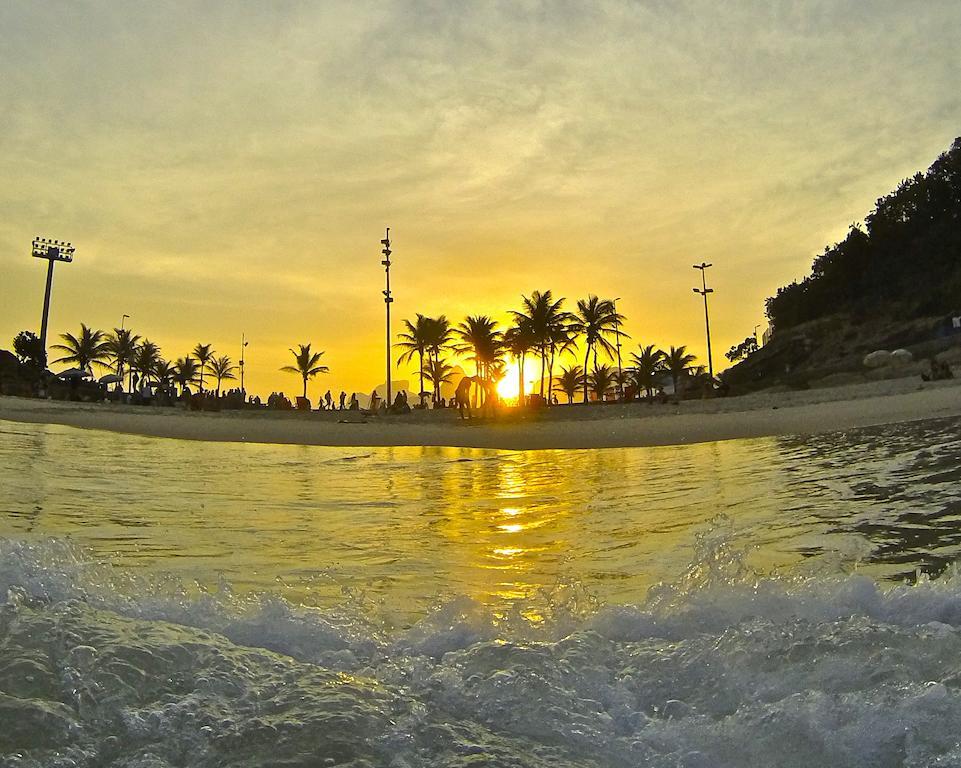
121,314,130,331
381,228,393,410
692,262,715,383
32,237,75,367
239,333,249,396
613,297,623,401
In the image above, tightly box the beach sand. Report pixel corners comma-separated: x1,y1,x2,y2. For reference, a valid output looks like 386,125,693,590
2,377,960,450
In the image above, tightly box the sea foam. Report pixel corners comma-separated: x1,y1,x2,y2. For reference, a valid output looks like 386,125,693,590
4,536,961,767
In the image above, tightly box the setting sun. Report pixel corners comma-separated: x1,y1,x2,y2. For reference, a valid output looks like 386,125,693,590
497,360,536,404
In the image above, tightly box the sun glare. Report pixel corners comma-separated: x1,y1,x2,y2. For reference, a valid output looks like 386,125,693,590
497,360,522,402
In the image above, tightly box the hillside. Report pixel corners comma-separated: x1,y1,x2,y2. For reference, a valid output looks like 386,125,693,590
725,138,961,392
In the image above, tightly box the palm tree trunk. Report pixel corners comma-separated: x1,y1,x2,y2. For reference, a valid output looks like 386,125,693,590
539,347,546,398
418,350,424,403
303,376,308,400
583,345,591,403
518,353,525,406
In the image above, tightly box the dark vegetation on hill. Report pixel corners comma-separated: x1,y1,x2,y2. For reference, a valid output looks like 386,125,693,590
725,138,961,393
766,137,961,329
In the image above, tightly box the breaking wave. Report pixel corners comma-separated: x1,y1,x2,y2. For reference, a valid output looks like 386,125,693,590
4,534,961,767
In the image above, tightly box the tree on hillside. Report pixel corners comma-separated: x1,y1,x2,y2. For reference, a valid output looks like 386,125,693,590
766,137,961,332
725,336,759,363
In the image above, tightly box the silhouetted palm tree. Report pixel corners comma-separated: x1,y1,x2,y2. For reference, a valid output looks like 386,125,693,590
397,314,433,400
51,324,110,374
280,344,329,400
173,357,199,395
104,328,141,384
504,318,536,406
569,296,623,404
209,355,237,396
630,344,666,399
510,290,569,397
422,357,455,402
154,359,176,396
553,365,584,404
131,340,161,385
587,364,616,402
454,315,502,405
193,343,214,393
664,345,697,397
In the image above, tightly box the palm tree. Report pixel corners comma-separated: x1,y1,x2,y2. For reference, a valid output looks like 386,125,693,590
454,315,502,405
422,357,455,401
193,343,214,393
280,343,329,400
569,296,624,404
587,364,616,402
630,344,666,400
154,359,176,396
131,340,161,385
664,345,698,397
209,355,237,397
104,328,141,384
553,365,584,404
504,319,536,406
397,314,433,401
51,324,110,374
173,357,200,395
510,290,569,397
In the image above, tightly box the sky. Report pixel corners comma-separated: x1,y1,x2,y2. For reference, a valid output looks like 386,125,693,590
2,0,960,398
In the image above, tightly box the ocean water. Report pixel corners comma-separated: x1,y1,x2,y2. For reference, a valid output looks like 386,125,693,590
2,416,961,767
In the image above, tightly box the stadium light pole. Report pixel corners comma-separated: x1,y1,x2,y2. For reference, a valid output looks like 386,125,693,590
381,228,393,410
32,237,75,367
692,262,715,383
121,314,130,331
239,333,249,397
613,297,623,401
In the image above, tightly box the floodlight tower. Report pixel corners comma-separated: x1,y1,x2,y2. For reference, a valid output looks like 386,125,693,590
381,228,393,410
32,237,76,366
239,333,249,396
613,297,623,400
692,262,715,383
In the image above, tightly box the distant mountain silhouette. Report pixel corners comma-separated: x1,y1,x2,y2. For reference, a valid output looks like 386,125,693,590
766,137,961,331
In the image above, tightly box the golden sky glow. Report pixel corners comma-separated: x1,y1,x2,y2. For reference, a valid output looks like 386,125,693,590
2,2,960,397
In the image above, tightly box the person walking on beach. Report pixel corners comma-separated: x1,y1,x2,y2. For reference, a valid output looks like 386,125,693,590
339,391,347,410
370,389,381,413
324,390,333,410
348,393,359,410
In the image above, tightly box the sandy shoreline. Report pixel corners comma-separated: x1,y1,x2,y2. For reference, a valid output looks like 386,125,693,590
2,377,960,450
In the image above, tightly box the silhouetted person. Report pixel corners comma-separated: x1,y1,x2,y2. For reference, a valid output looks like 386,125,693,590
454,376,473,420
339,391,347,410
324,390,333,410
348,393,359,410
370,389,381,413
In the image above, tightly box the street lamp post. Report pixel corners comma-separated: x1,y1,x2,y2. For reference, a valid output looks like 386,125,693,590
121,314,130,331
692,262,715,383
613,297,623,401
239,334,249,397
32,237,75,367
381,228,393,411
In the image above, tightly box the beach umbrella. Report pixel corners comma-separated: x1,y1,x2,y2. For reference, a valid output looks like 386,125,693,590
58,368,90,379
99,374,122,384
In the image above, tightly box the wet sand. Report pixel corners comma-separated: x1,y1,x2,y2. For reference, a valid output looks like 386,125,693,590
2,377,960,450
